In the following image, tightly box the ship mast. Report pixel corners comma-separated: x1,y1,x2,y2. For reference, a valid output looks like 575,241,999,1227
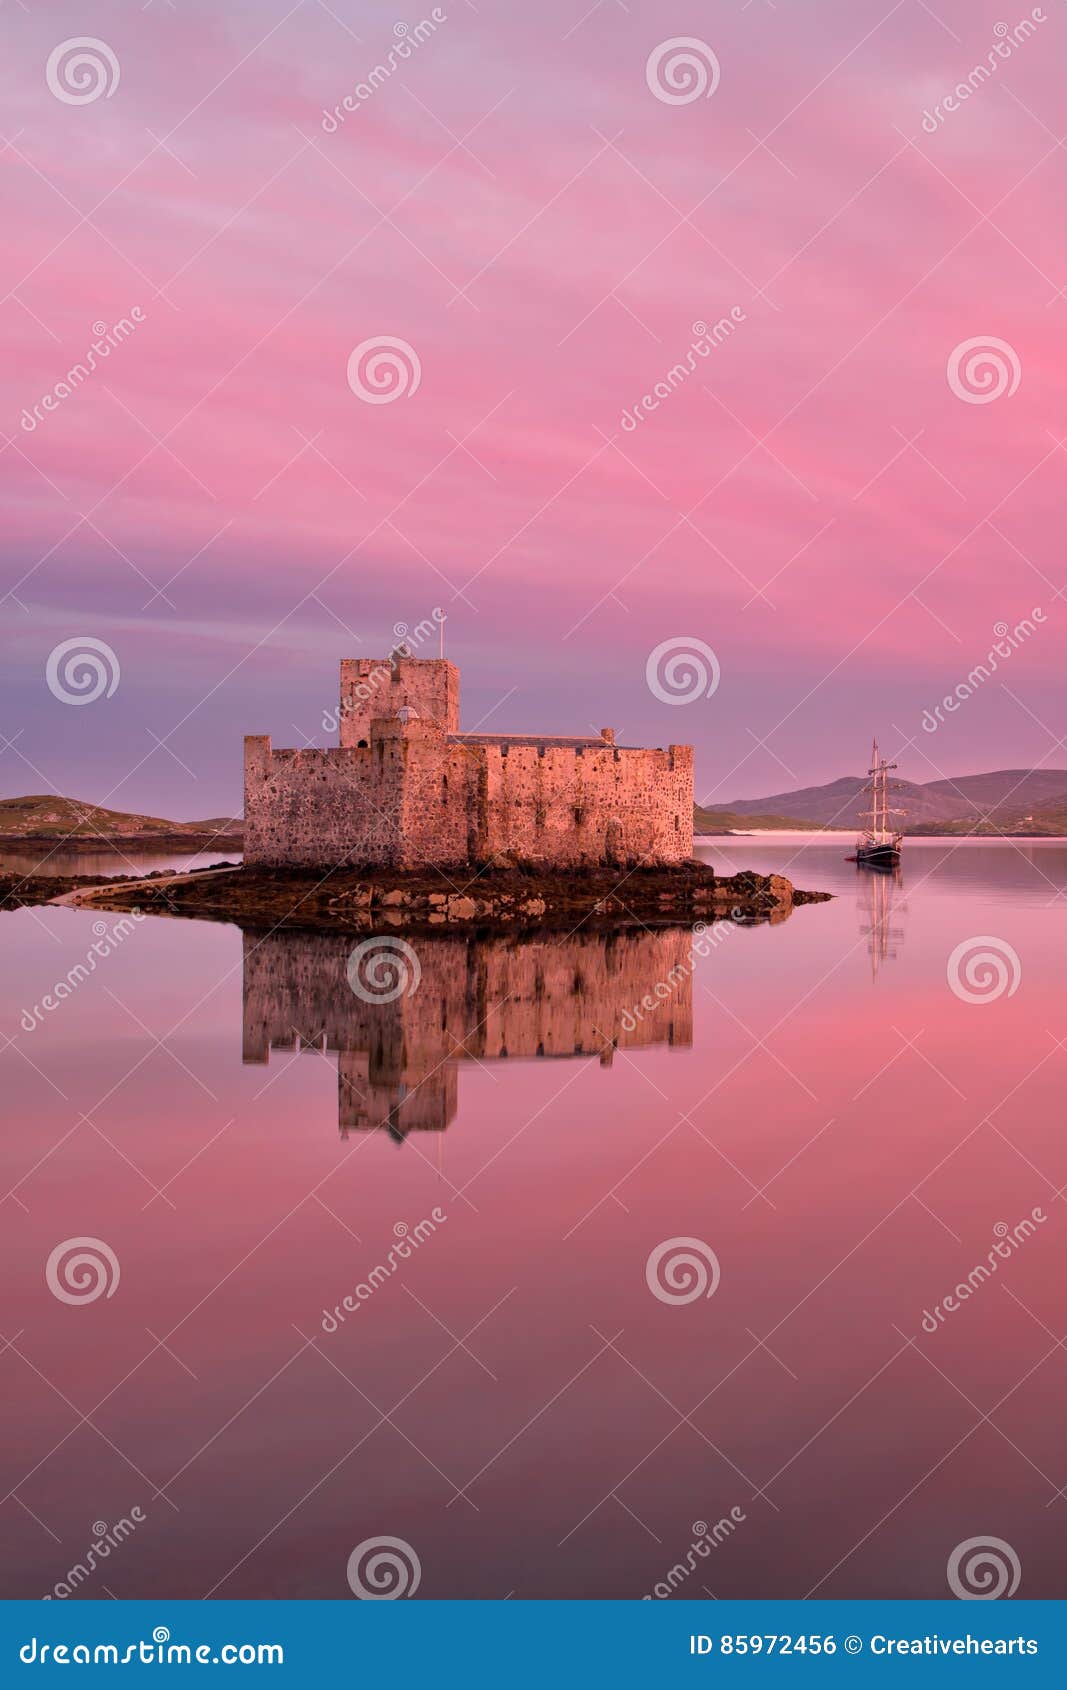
862,739,879,837
856,738,905,862
861,741,901,841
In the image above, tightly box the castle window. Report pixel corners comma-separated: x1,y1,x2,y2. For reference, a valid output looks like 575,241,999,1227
573,805,584,825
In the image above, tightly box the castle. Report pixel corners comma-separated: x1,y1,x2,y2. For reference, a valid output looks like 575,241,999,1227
244,651,693,869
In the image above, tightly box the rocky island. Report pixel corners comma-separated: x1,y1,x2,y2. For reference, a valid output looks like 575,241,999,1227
1,859,828,933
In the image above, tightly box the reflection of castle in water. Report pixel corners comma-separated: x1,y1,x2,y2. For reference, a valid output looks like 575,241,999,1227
241,928,694,1138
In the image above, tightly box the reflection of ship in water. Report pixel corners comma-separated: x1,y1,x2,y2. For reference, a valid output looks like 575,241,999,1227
856,865,907,979
241,928,695,1138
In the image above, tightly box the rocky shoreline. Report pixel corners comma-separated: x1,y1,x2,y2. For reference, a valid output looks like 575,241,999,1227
1,859,831,933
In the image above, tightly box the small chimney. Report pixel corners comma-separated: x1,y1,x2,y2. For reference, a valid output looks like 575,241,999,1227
600,727,615,744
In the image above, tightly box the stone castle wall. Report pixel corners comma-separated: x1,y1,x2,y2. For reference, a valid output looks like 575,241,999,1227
471,740,692,868
242,736,404,868
244,655,693,870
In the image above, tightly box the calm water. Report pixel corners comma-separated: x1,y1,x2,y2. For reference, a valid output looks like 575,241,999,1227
1,837,1065,1599
0,845,240,879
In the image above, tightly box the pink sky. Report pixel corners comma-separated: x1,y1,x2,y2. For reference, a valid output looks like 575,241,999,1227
1,0,1064,815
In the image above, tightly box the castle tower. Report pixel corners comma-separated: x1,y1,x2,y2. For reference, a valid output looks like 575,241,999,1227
338,650,459,747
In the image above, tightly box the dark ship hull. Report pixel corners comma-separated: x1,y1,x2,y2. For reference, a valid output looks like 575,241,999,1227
856,839,901,868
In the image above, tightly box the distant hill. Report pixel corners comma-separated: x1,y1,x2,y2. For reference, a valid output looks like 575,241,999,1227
189,816,245,833
6,785,1064,848
0,796,242,842
694,807,822,835
909,808,1067,838
716,769,1067,834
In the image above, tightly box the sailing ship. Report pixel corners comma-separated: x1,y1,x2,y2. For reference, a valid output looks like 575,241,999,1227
855,740,904,867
